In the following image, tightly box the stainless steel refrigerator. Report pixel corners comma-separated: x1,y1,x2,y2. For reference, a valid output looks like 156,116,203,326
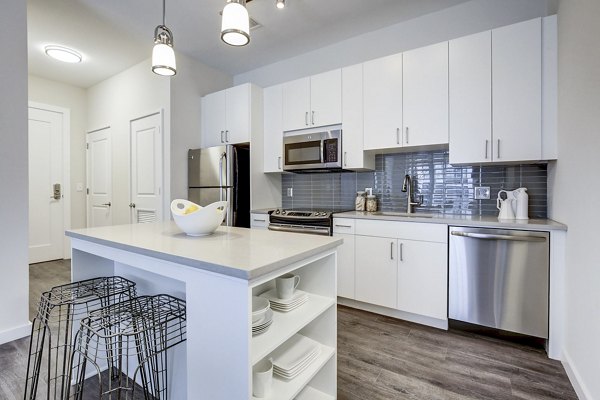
188,145,250,228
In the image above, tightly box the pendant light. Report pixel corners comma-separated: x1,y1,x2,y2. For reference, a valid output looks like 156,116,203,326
221,0,250,47
276,0,285,9
152,0,176,76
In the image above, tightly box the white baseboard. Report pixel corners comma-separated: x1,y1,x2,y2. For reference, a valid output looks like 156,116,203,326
562,350,593,400
0,322,32,345
337,297,448,330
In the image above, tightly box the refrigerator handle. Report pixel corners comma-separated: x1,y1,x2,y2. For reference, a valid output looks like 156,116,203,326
219,151,227,202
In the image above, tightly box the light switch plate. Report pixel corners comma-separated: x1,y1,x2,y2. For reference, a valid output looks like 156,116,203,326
475,186,491,200
287,188,293,197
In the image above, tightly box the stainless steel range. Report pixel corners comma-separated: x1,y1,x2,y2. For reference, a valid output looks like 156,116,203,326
268,209,333,236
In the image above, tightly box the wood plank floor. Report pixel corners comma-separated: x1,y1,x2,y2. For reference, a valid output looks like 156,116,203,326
0,261,578,399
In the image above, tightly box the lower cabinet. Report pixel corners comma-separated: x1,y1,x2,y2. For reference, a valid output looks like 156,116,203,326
250,213,269,229
397,239,447,320
355,236,398,309
334,233,356,299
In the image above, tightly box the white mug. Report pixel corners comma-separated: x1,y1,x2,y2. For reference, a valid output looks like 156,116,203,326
276,273,301,299
252,358,273,398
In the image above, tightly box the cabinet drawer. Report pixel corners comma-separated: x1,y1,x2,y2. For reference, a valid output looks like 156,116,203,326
355,219,447,243
250,213,269,229
333,218,355,234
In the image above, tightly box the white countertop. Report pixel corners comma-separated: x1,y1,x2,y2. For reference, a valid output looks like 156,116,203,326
66,222,342,280
334,211,567,231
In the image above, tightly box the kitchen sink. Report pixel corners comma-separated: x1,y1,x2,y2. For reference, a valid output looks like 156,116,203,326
370,211,434,218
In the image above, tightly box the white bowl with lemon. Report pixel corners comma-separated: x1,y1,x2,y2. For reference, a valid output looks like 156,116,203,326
170,199,228,236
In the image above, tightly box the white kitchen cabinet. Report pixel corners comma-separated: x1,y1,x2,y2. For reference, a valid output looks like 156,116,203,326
492,18,542,162
355,235,398,309
397,240,447,320
341,64,374,170
263,84,284,173
363,53,403,150
282,70,341,132
334,232,355,299
201,83,260,147
403,41,449,147
449,31,492,164
250,213,269,229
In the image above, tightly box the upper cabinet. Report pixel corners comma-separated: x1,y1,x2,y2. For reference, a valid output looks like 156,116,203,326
492,18,542,163
450,18,548,164
263,84,284,173
403,42,449,147
201,83,260,147
282,69,342,132
363,53,403,150
342,64,374,170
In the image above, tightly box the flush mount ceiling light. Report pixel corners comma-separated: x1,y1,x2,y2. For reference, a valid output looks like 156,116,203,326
221,0,250,47
276,0,285,9
44,45,82,63
152,0,177,76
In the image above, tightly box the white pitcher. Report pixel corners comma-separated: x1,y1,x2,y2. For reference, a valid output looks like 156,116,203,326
497,190,515,220
513,187,529,220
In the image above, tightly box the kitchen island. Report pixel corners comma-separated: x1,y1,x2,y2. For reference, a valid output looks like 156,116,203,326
66,222,342,400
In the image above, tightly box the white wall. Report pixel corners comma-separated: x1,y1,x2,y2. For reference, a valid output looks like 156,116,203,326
87,59,171,225
0,0,30,343
235,0,558,87
28,75,87,230
551,1,600,399
169,52,232,202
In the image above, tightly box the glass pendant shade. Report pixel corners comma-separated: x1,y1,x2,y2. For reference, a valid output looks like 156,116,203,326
221,1,250,46
152,42,176,76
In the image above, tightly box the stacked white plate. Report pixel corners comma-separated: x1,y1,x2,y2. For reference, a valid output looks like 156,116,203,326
259,289,308,312
271,334,321,380
252,296,273,336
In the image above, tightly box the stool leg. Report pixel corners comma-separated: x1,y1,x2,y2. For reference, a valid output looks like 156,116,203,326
24,317,47,400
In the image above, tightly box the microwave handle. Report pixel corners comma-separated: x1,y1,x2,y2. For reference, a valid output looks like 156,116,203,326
320,140,324,163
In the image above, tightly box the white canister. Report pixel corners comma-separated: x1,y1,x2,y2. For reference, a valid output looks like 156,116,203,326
513,187,529,220
252,358,273,398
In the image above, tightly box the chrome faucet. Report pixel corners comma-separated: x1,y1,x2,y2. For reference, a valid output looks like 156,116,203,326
402,174,422,214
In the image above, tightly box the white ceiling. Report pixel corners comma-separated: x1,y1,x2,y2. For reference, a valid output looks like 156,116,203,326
28,0,470,88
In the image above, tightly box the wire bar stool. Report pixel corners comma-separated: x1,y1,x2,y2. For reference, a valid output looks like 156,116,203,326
24,276,137,400
67,294,187,400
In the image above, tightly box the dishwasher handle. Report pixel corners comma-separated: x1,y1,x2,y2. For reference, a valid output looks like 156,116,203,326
450,231,547,242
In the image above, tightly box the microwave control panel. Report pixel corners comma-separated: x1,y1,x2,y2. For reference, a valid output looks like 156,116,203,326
324,139,338,163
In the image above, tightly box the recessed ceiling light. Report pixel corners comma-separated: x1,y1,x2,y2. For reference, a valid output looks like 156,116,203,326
44,45,82,63
276,0,285,9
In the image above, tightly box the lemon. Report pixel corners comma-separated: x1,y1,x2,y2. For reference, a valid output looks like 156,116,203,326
183,204,199,215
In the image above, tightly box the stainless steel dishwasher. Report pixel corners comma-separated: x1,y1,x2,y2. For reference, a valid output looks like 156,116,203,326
449,226,549,338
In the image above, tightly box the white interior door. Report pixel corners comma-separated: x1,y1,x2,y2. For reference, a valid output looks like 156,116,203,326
28,107,64,264
130,113,163,224
87,128,112,227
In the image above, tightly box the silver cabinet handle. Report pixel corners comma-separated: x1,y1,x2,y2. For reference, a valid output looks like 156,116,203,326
311,111,315,125
305,112,309,126
253,218,266,222
405,127,409,144
278,156,282,170
450,231,547,242
396,128,400,145
220,130,224,143
335,224,352,228
344,152,348,167
497,139,500,159
94,202,111,207
225,130,229,142
400,242,404,261
390,242,394,260
485,140,489,159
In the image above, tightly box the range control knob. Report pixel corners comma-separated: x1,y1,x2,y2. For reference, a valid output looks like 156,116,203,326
275,210,280,214
282,210,287,215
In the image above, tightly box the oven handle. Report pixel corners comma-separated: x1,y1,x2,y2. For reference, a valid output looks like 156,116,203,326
268,224,330,236
450,231,547,242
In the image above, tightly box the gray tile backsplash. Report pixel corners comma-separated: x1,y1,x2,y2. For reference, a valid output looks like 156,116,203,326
281,149,548,218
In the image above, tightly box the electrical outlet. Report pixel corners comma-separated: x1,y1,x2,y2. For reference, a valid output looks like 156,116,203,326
475,186,491,200
287,187,293,197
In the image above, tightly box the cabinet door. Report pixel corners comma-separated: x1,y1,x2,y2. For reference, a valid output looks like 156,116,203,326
250,213,269,229
201,90,226,148
397,240,447,320
334,233,355,299
310,69,342,128
403,41,449,147
342,64,373,170
263,85,284,173
225,84,250,144
355,236,397,309
492,18,542,162
363,53,403,150
449,31,492,164
282,77,310,132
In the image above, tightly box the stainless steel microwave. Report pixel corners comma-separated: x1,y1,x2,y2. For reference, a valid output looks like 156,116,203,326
283,128,342,172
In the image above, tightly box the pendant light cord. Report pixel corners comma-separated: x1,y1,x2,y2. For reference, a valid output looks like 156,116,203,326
162,0,166,26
